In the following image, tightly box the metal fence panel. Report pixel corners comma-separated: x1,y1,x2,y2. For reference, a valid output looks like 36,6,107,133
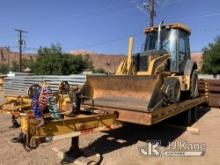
3,75,86,97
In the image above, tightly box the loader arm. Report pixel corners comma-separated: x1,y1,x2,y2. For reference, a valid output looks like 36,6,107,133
116,37,135,75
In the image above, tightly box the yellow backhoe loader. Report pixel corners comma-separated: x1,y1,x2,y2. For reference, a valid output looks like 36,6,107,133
80,22,199,115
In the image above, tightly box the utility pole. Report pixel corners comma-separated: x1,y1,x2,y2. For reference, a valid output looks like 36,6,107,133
15,29,27,72
149,0,156,27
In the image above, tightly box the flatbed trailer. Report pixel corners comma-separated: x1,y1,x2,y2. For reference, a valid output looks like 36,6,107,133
19,96,207,150
13,95,207,164
82,96,208,126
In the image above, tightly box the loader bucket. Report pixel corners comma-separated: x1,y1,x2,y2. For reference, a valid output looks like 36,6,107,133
82,75,164,112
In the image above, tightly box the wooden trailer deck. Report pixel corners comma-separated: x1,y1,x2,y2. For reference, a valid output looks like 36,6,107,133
82,96,208,125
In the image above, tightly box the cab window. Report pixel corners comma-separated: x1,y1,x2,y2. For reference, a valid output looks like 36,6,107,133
178,31,189,73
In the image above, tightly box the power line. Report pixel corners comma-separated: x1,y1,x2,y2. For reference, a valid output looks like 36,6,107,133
15,29,28,72
10,21,220,54
166,12,220,22
17,31,144,52
158,0,183,7
185,12,220,19
12,26,220,52
57,1,133,26
132,0,157,27
131,0,148,15
68,1,128,18
64,31,143,50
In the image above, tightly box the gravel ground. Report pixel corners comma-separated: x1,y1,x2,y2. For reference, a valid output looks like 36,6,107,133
0,105,219,165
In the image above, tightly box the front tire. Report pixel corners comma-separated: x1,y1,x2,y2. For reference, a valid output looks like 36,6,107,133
162,77,181,103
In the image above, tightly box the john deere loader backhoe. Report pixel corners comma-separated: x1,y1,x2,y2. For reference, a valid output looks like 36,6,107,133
81,22,199,115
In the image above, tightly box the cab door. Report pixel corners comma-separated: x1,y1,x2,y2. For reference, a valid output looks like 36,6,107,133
178,30,190,74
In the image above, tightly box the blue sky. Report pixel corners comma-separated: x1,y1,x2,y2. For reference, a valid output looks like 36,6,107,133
0,0,220,54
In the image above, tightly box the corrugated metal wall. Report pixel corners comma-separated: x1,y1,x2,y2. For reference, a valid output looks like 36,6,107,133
3,75,86,97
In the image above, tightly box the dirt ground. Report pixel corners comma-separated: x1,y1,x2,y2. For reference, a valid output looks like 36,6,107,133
0,104,220,165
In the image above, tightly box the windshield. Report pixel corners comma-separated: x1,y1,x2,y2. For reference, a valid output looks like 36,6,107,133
144,29,177,56
142,29,178,72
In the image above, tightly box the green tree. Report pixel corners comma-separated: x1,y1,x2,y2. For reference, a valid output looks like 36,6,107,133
23,57,34,70
10,61,19,72
30,44,93,75
202,36,220,74
0,64,9,74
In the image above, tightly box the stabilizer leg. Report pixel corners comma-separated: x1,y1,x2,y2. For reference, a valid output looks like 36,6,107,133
61,137,84,164
10,114,20,128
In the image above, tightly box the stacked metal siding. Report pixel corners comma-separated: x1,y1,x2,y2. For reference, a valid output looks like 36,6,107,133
206,79,220,107
3,75,86,97
199,78,220,107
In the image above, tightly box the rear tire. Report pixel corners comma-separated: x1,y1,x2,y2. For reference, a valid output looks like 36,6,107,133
190,70,199,98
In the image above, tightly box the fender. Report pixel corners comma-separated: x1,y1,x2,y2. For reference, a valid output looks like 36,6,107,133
184,59,197,75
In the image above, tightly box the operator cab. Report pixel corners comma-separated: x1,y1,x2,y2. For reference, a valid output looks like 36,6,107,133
135,23,191,74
